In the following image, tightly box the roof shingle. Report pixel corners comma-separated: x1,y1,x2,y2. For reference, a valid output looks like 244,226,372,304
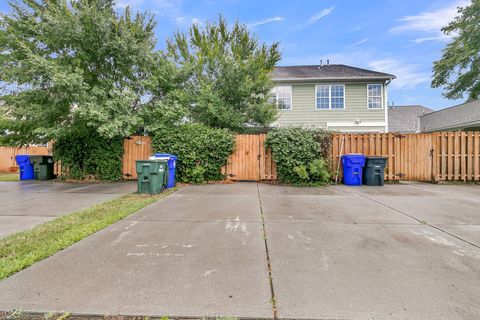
388,105,434,133
271,64,396,81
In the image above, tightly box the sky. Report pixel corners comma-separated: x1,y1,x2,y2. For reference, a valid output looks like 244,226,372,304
0,0,471,110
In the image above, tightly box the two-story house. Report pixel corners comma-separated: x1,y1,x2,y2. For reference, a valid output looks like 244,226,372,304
269,64,396,132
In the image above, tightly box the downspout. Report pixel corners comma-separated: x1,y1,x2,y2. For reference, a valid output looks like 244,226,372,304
384,79,392,133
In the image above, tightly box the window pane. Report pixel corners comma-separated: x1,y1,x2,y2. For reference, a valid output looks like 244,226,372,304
368,97,382,109
331,97,344,109
331,85,344,98
278,98,291,109
316,85,329,97
275,86,291,110
368,84,382,97
317,97,329,109
316,85,329,109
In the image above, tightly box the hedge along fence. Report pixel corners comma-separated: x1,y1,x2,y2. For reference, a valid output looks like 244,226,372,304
53,132,124,181
266,127,332,185
151,124,235,184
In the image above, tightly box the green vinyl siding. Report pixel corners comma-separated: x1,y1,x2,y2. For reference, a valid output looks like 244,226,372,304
274,82,387,132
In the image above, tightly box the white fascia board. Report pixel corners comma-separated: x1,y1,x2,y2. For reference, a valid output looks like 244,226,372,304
327,121,386,127
272,76,395,82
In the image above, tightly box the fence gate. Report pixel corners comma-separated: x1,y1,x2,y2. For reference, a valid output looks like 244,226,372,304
122,136,152,180
222,134,277,181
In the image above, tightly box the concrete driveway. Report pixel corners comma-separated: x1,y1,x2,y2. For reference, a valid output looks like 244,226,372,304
0,181,136,239
0,182,479,319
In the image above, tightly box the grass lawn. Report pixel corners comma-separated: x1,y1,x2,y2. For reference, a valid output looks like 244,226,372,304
0,172,19,181
0,188,176,280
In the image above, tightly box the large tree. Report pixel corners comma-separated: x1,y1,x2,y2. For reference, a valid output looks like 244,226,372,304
432,0,480,100
167,16,281,131
0,0,177,144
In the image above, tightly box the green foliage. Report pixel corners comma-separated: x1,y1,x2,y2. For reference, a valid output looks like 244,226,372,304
152,124,235,183
0,0,180,145
266,127,332,185
166,16,281,131
432,1,480,100
53,131,123,181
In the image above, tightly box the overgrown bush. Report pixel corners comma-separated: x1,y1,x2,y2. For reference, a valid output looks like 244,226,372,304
266,127,332,185
53,131,124,181
152,124,235,183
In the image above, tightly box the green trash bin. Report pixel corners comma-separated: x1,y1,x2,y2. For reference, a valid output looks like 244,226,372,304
363,156,388,186
136,160,168,195
30,155,55,181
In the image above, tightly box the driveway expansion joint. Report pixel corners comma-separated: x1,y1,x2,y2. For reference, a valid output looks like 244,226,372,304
257,183,278,320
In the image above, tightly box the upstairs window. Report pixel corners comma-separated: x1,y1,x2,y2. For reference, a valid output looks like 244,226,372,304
270,86,292,110
316,84,345,109
368,84,383,109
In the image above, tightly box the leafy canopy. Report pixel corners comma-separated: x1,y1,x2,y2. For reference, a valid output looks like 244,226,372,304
432,0,480,100
0,0,178,144
166,16,281,131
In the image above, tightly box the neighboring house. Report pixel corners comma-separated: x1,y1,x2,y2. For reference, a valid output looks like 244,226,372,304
419,100,480,132
269,64,395,132
388,105,433,133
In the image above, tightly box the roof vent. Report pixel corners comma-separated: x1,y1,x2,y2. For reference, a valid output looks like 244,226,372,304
327,59,330,65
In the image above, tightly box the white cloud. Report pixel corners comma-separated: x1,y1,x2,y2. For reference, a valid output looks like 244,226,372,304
350,38,368,47
389,0,469,43
307,7,334,25
368,58,430,90
247,17,284,28
298,7,334,29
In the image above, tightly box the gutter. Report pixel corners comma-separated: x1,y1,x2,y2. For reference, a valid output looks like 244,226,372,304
272,76,396,82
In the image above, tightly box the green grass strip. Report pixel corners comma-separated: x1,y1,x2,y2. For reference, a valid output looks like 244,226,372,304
0,188,176,280
0,173,19,181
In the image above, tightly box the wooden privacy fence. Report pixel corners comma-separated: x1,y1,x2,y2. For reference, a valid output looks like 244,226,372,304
332,132,480,182
122,135,152,179
5,132,476,182
433,132,480,182
0,146,50,172
221,134,277,181
122,132,480,182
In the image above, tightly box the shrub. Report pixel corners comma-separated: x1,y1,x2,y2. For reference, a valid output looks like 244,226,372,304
266,127,332,185
152,124,235,183
53,131,124,181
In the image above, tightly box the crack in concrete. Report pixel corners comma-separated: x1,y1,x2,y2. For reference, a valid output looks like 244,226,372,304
256,183,278,319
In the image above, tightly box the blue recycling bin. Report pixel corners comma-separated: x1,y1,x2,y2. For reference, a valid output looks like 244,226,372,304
152,153,177,188
15,155,35,180
341,154,366,186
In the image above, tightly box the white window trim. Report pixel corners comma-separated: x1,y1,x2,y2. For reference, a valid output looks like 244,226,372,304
367,83,384,109
315,84,345,110
272,85,293,110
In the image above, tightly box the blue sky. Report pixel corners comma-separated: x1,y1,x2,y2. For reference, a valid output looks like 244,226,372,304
0,0,470,110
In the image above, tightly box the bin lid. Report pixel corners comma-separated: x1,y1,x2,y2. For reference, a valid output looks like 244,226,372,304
15,154,31,163
152,153,177,160
149,156,170,160
341,153,366,159
366,156,388,159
